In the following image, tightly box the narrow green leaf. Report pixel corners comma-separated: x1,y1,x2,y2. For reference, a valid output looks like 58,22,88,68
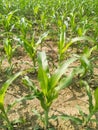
94,87,98,111
59,114,82,125
56,72,74,91
38,52,49,95
0,72,22,107
38,51,49,72
22,76,36,91
62,36,94,53
50,57,77,89
7,94,36,112
38,68,49,95
36,31,49,45
80,55,92,71
76,105,86,118
7,10,19,24
56,64,85,91
80,81,94,113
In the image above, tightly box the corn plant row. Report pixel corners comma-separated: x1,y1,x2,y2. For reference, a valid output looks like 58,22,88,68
0,47,98,129
0,0,98,129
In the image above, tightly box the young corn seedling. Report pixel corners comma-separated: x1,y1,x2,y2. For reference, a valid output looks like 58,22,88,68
40,12,47,30
23,51,78,129
58,34,94,64
4,38,13,64
58,80,98,128
16,17,32,39
58,23,66,63
3,38,17,73
0,72,22,130
2,10,18,36
69,11,77,33
16,17,48,68
1,0,13,14
77,45,97,78
78,81,98,127
57,45,98,128
77,17,89,37
21,31,48,69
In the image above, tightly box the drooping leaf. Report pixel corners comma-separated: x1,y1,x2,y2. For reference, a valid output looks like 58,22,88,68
22,76,36,91
62,36,94,53
0,72,22,110
50,57,77,89
56,72,74,91
59,114,82,125
7,94,36,112
36,31,49,45
55,64,86,91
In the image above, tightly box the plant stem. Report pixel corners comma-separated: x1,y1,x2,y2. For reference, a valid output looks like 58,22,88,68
45,108,49,130
83,111,95,126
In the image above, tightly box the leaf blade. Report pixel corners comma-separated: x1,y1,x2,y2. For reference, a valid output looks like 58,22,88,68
50,57,77,89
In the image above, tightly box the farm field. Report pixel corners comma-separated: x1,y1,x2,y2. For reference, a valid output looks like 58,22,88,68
0,0,98,129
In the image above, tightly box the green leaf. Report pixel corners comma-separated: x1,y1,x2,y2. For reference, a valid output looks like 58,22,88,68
7,10,18,24
80,81,94,113
50,57,77,89
56,72,74,91
38,51,49,95
62,36,94,53
22,39,34,59
0,72,22,110
7,94,36,112
36,31,49,45
55,65,86,91
59,114,82,125
83,45,97,58
38,51,49,72
80,55,92,69
94,87,98,111
22,76,36,91
76,105,86,118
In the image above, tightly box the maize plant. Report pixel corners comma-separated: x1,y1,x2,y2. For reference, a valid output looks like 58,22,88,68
23,51,79,129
